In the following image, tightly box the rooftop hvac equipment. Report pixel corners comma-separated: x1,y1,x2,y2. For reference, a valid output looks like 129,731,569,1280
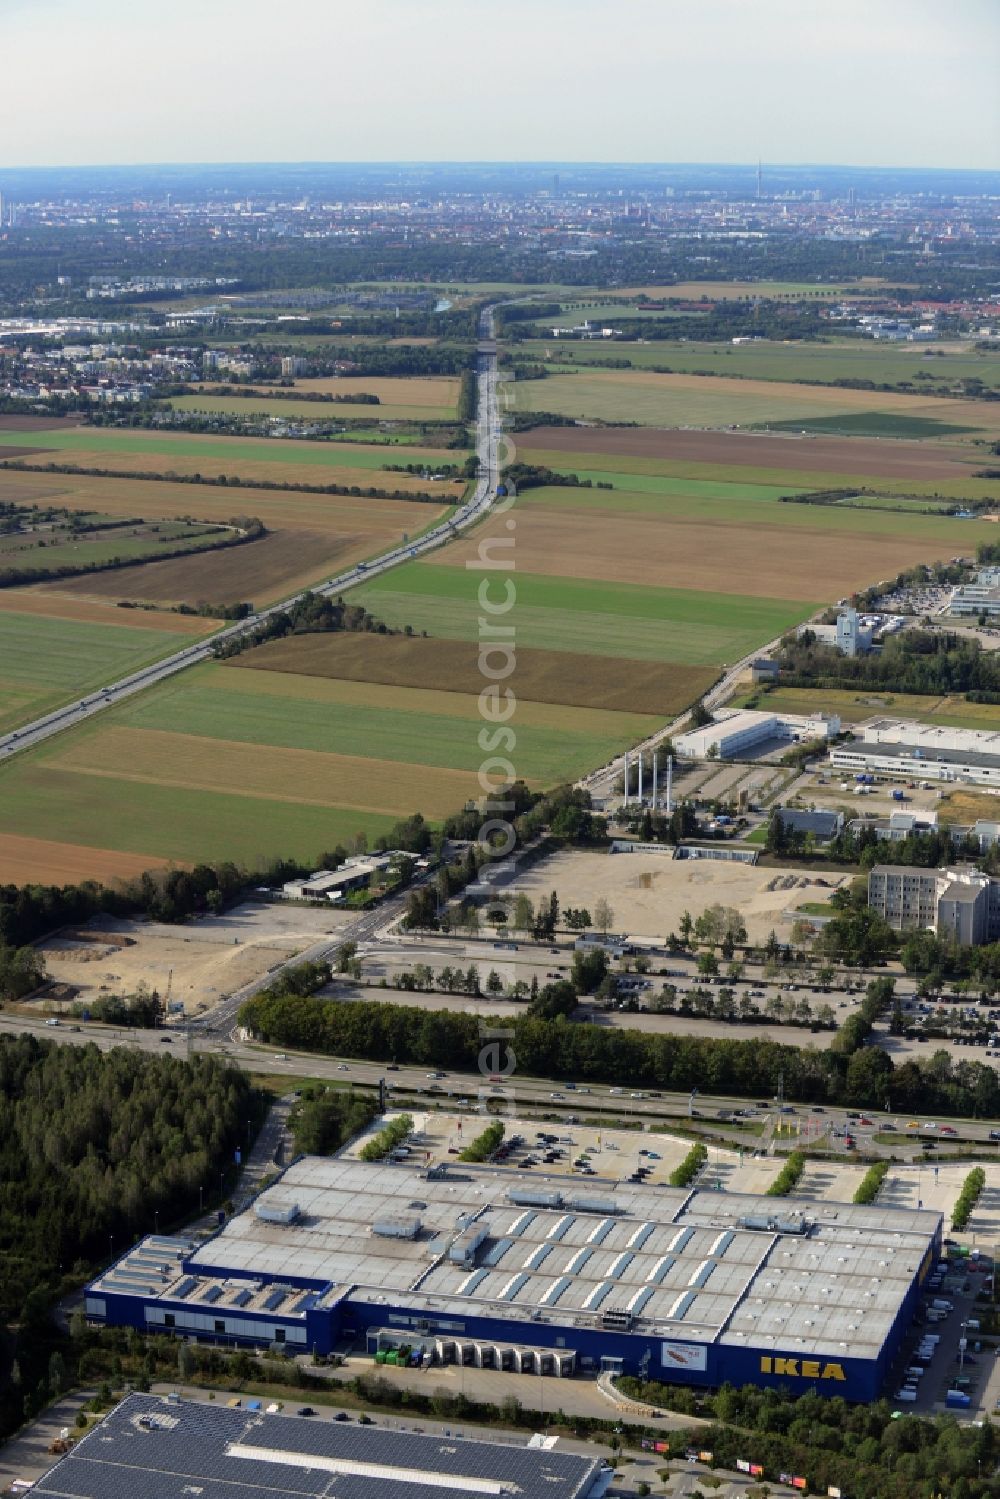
255,1200,300,1226
372,1215,422,1240
567,1195,618,1215
507,1189,564,1209
449,1225,489,1264
601,1308,633,1332
738,1214,810,1235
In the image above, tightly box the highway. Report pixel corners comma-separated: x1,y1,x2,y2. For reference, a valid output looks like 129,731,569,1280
0,307,502,764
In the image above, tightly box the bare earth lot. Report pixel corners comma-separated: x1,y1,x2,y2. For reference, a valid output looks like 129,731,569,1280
33,901,347,1017
509,848,840,943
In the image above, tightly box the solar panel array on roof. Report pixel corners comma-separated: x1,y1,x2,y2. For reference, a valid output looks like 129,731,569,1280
229,1289,252,1308
294,1292,320,1312
33,1394,603,1499
262,1288,287,1311
201,1285,223,1305
173,1277,197,1300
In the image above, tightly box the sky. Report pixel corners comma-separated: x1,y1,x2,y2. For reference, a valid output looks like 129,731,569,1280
1,0,997,170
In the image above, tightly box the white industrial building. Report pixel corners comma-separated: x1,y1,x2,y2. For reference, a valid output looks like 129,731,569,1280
675,708,840,761
948,567,1000,618
799,608,904,657
869,863,1000,945
830,718,1000,788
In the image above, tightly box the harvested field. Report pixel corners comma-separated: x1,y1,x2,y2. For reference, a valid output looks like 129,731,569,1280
48,528,365,607
171,395,452,423
0,832,172,886
514,369,1000,436
0,445,48,460
519,425,979,481
435,498,992,603
5,449,461,497
52,725,484,818
0,468,452,537
224,631,717,715
200,375,459,409
0,589,213,633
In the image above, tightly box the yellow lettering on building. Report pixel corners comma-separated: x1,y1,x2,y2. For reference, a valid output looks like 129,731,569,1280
759,1357,847,1382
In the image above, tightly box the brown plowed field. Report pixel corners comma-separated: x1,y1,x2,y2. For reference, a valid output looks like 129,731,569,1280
48,529,356,607
0,415,84,431
519,425,977,481
434,507,973,603
0,832,172,885
224,632,716,715
0,590,214,632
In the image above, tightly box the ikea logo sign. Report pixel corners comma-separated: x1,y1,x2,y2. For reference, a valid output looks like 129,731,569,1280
760,1356,846,1382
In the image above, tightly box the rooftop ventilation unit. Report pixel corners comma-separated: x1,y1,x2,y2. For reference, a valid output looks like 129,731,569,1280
372,1215,421,1240
507,1189,564,1209
567,1195,618,1215
255,1200,300,1226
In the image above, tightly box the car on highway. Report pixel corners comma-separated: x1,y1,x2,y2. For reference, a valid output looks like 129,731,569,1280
923,1122,937,1131
940,1125,957,1135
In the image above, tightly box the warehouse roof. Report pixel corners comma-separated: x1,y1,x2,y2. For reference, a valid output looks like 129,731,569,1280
92,1150,941,1365
33,1394,606,1499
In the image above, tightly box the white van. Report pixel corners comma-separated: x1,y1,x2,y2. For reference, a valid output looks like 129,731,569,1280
895,1387,917,1402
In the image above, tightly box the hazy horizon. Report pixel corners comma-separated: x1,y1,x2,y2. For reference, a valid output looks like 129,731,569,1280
1,0,996,173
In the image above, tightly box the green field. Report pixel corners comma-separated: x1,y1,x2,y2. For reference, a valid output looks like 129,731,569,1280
760,413,977,439
354,561,809,664
0,656,660,869
519,337,1000,392
0,610,202,735
0,520,228,576
0,427,462,472
515,482,995,544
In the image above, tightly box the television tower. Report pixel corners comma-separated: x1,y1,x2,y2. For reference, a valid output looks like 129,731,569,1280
755,160,763,201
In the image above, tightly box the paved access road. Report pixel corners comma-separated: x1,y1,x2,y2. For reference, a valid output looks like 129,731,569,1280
0,307,502,765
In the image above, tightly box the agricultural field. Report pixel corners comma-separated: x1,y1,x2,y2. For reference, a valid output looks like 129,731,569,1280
198,375,460,409
0,608,207,735
517,424,992,491
433,483,997,604
513,367,1000,437
0,425,466,483
170,391,454,424
227,632,716,715
0,512,236,579
0,659,661,878
519,336,1000,393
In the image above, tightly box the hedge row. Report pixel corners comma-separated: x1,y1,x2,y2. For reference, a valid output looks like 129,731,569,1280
853,1160,889,1205
668,1142,707,1188
952,1166,986,1229
767,1151,806,1197
359,1114,413,1162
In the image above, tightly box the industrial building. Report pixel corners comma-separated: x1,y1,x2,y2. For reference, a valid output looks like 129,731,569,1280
674,709,841,761
830,717,1000,788
948,566,1000,618
868,862,1000,944
774,807,844,842
282,853,401,902
83,1153,941,1402
32,1393,611,1499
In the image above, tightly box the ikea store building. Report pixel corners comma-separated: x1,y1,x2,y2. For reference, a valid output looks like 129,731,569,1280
85,1156,941,1402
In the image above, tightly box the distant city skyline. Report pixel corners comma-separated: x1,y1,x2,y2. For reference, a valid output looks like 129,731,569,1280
1,0,997,172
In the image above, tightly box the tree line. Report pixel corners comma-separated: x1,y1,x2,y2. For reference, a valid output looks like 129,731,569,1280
237,989,1000,1118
